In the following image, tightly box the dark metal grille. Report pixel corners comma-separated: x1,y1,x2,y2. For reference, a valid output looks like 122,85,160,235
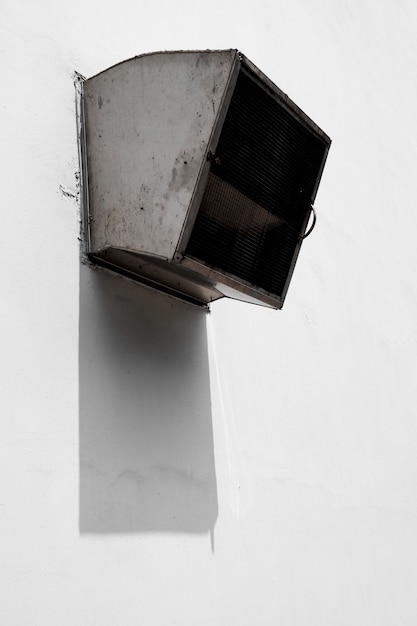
186,68,328,298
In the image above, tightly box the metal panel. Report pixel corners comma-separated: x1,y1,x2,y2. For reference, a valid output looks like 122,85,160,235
83,50,237,261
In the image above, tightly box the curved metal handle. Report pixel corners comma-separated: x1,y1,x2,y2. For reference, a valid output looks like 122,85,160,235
299,205,316,241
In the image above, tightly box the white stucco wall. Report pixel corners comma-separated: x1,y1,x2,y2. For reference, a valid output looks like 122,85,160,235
2,1,417,624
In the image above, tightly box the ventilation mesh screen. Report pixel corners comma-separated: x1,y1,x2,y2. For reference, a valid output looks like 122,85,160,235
186,69,328,297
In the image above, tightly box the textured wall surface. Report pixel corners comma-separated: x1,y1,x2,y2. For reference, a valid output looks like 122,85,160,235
2,1,417,624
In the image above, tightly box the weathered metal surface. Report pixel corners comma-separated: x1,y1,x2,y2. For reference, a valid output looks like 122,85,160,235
83,50,237,261
81,50,331,309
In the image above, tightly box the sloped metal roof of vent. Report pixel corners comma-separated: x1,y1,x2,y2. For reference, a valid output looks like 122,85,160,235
81,50,331,309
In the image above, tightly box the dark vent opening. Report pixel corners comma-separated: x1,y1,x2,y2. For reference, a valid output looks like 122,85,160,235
186,68,328,298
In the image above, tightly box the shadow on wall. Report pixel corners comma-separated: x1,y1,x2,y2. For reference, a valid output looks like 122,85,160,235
79,263,218,534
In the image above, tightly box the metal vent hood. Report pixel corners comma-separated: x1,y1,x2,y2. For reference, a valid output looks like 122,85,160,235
81,50,331,309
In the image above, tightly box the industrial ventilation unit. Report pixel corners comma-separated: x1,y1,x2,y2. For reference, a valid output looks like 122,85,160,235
80,50,331,309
